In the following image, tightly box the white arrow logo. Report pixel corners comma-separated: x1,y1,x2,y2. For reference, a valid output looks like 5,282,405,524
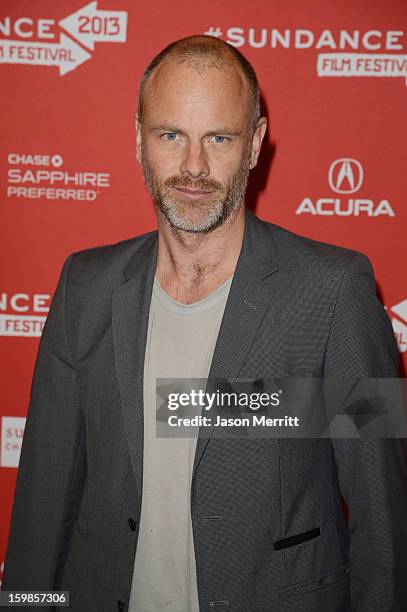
390,299,407,353
59,1,128,51
0,34,91,76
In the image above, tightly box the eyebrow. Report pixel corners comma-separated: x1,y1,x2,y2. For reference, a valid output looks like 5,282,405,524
149,124,243,137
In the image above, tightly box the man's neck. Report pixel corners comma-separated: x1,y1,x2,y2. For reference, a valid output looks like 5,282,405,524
155,205,245,304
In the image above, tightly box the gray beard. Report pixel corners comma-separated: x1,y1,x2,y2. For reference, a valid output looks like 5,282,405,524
141,149,251,234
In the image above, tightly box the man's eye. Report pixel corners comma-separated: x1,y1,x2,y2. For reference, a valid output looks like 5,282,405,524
163,132,177,141
213,135,226,144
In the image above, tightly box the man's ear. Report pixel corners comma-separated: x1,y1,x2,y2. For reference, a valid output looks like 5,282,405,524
249,117,268,170
135,114,142,164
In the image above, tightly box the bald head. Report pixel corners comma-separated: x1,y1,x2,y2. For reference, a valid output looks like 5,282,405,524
137,35,261,130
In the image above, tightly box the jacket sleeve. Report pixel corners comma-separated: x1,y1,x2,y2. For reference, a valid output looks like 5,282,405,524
323,253,407,611
1,254,86,593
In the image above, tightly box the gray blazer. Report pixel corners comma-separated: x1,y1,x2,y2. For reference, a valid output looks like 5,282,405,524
2,208,407,611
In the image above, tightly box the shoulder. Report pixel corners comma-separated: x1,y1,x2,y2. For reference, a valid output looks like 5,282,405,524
254,216,397,372
256,214,374,282
64,228,157,288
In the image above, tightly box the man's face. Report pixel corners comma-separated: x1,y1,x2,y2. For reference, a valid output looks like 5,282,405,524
136,59,266,233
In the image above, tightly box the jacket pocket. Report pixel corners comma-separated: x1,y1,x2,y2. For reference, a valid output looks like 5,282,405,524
278,562,350,597
274,527,320,550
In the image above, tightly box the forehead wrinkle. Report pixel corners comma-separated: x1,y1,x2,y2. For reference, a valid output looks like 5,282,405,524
148,58,249,101
143,58,252,129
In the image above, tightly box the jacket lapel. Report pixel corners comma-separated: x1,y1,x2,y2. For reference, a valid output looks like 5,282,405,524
191,208,279,480
112,233,158,498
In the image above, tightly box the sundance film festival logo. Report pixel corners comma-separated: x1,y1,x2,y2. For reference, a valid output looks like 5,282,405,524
1,416,26,468
295,158,395,217
0,292,50,337
0,1,127,76
6,152,111,201
204,27,407,87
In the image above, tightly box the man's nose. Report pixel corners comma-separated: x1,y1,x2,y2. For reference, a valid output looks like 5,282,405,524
179,143,210,179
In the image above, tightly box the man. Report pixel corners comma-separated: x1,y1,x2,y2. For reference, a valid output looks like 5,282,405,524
2,35,407,611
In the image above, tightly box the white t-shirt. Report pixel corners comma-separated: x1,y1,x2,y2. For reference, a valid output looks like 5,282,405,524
128,274,233,611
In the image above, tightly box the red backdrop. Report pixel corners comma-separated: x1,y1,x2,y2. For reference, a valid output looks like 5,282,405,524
1,0,406,583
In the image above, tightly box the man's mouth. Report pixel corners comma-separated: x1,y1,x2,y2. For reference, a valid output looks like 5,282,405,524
173,186,215,198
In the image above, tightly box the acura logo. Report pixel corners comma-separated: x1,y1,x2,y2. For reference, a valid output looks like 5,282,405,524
328,158,364,194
